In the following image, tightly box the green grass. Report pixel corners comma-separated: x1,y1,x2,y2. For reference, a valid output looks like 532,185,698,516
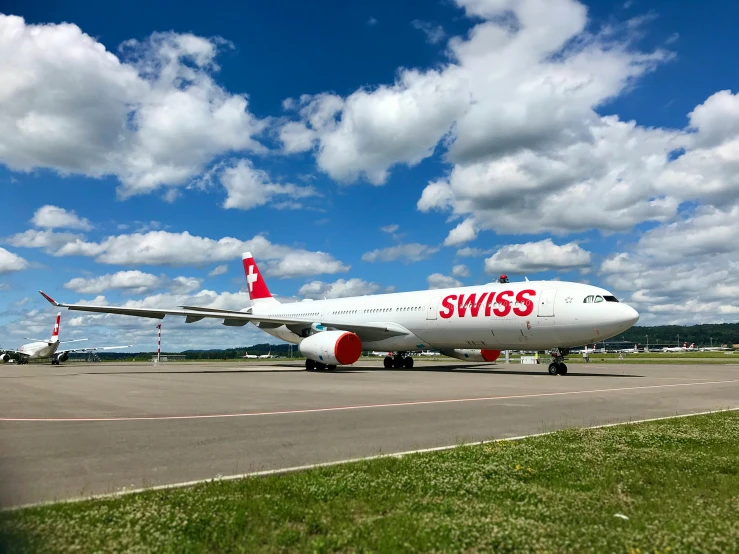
2,411,739,553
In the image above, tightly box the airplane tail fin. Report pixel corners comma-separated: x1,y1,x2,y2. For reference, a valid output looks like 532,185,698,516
242,252,279,305
51,312,61,343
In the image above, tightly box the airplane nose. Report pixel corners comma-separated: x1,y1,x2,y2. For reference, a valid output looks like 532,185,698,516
622,304,639,327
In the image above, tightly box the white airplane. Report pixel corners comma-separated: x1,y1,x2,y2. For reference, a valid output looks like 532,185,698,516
618,344,640,354
662,342,694,353
39,252,639,376
0,313,133,365
242,351,258,358
258,349,276,359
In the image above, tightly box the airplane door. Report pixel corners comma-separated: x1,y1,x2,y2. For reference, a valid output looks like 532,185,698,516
538,289,557,317
426,296,440,320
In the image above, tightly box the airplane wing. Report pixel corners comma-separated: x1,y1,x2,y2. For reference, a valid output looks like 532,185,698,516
1,349,30,358
57,343,135,355
39,291,410,343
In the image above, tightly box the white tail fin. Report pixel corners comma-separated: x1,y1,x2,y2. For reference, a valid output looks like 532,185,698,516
51,312,61,343
242,252,279,305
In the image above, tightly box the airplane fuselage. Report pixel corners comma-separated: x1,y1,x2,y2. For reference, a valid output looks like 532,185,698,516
17,341,59,360
252,281,638,352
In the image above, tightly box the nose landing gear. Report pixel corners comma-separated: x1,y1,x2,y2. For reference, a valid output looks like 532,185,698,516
547,348,568,376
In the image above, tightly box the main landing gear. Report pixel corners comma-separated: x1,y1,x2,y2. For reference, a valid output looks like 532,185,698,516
305,359,336,371
384,354,414,369
547,348,568,376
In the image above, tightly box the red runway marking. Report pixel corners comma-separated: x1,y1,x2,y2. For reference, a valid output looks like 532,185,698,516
1,379,738,423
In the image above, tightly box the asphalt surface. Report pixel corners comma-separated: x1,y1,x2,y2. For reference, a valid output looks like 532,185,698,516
1,359,737,508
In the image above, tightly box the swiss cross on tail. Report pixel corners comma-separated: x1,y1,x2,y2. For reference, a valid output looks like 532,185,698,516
51,312,61,339
242,252,273,303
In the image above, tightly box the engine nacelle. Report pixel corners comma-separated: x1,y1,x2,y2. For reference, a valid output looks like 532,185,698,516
56,352,69,363
299,330,362,366
0,353,10,363
443,349,501,362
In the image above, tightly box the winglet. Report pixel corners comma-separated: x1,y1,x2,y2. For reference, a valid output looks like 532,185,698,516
39,291,60,306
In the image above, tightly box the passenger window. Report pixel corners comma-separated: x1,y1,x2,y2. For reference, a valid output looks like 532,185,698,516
594,295,604,303
583,296,594,303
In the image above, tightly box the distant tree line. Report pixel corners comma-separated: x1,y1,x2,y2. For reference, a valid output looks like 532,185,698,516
72,322,739,361
612,323,739,348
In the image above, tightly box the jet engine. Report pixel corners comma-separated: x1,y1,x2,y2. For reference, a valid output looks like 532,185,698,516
54,352,69,363
0,353,10,363
442,349,501,362
299,330,362,366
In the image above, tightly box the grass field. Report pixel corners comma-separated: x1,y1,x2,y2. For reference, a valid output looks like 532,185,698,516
2,411,738,553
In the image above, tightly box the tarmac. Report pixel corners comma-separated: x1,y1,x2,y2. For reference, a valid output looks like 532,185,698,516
1,359,737,508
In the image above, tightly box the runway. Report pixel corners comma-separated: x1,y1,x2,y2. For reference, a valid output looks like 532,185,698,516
1,360,737,508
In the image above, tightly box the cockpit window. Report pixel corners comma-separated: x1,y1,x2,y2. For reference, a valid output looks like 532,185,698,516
583,295,594,303
594,295,604,303
604,295,619,302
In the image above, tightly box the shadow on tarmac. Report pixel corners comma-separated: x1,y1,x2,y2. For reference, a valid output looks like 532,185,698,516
53,364,646,378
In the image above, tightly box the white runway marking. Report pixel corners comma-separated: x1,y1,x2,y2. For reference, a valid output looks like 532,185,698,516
1,378,737,423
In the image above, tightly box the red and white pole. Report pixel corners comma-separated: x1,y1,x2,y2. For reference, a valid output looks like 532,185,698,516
157,323,161,363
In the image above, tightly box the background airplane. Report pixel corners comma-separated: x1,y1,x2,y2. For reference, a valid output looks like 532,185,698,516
40,251,639,376
0,313,133,365
662,342,694,352
242,351,258,359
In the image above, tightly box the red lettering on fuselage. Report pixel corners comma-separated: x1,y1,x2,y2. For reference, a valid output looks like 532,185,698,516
485,292,496,317
439,289,538,318
440,295,456,319
458,293,488,317
493,290,513,317
469,292,488,317
513,289,535,317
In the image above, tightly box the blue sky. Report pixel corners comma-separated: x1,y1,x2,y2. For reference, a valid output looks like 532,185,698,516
2,0,739,350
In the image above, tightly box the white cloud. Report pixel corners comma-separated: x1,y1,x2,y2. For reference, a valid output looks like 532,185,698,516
262,252,350,279
0,15,266,198
0,247,29,273
443,218,478,246
600,206,739,324
362,243,440,263
9,228,349,278
31,205,92,230
279,75,469,184
63,271,163,294
280,0,668,193
208,264,228,277
220,159,317,210
367,17,378,26
484,239,591,274
456,247,493,257
452,264,470,278
5,229,85,252
427,273,463,289
298,278,381,299
380,224,399,234
411,20,446,44
170,276,203,293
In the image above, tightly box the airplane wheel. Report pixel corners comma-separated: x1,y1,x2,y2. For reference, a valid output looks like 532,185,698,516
383,356,393,369
327,365,336,371
316,363,326,371
548,363,559,375
559,363,568,375
393,356,404,369
305,359,315,371
404,356,414,369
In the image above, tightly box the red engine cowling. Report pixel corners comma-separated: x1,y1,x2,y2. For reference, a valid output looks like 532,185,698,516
443,349,501,362
299,331,362,366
